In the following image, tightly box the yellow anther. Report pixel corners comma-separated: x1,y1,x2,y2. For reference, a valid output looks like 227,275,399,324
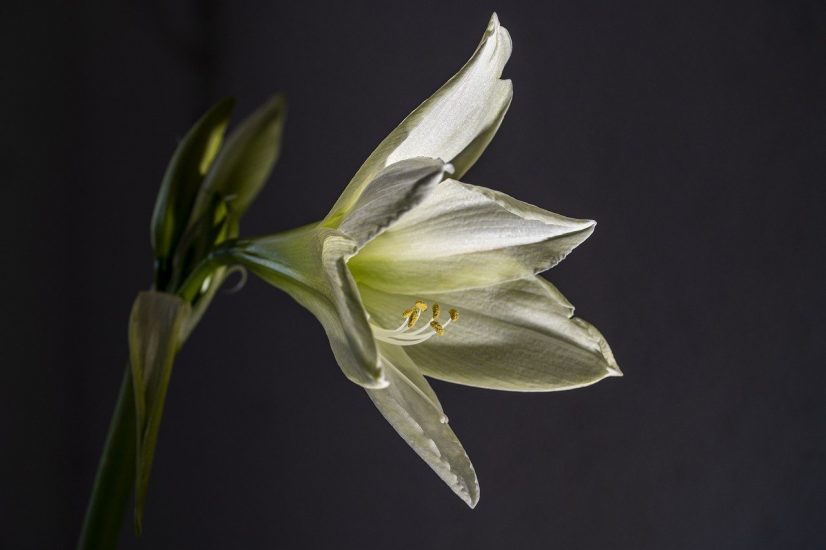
415,300,427,311
430,320,445,336
449,308,459,322
407,309,421,328
432,303,441,320
402,308,415,318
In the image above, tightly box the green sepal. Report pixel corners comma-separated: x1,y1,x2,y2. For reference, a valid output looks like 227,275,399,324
128,291,191,534
151,98,235,288
189,95,286,227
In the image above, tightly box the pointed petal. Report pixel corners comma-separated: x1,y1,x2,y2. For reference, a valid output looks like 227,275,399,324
328,13,513,218
321,235,384,386
378,342,444,415
367,346,479,507
349,180,595,294
338,158,451,248
359,277,621,391
231,227,385,388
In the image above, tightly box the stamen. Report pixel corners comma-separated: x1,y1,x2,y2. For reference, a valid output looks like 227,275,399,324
369,301,459,346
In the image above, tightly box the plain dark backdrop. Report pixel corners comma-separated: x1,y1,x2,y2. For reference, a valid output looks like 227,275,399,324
3,0,824,548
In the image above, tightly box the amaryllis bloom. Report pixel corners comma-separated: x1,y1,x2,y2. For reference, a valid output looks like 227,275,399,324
227,13,620,507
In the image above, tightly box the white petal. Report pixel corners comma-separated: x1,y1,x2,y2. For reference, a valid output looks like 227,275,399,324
359,277,621,391
367,344,479,507
321,235,384,386
328,13,513,218
378,342,444,415
233,226,386,388
337,158,451,248
349,180,595,294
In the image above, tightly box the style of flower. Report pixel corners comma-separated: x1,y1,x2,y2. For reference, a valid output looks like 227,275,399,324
228,13,620,507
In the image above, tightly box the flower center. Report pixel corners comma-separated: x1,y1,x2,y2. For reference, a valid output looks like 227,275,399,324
370,300,459,346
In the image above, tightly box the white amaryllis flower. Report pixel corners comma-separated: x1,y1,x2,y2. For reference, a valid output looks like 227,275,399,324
228,13,620,507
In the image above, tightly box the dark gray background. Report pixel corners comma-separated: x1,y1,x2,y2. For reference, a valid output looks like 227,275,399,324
3,0,825,548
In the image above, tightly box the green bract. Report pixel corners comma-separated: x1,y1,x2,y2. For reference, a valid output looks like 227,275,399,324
128,291,190,533
227,13,620,508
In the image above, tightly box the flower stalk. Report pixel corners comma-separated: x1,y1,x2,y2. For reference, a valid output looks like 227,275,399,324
77,367,136,550
77,255,235,549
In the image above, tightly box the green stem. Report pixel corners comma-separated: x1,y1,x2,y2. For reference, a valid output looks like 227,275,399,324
77,366,136,550
78,247,236,548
